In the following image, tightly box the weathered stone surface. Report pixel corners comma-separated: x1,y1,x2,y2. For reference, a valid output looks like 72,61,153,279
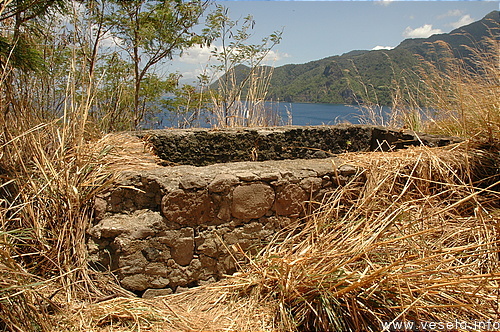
138,125,461,167
275,183,308,216
156,228,194,266
236,171,258,181
88,126,462,293
179,174,210,190
208,173,240,193
196,233,220,258
118,250,148,274
142,288,173,298
144,262,169,277
90,210,163,240
89,159,348,292
223,222,275,252
231,183,275,219
150,277,169,289
300,177,323,194
171,235,194,266
121,274,151,291
338,164,359,176
161,190,213,225
94,197,107,221
138,125,371,166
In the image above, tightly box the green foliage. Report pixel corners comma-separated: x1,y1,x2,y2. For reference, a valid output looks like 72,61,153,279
0,0,68,72
263,48,421,106
103,0,207,129
1,0,209,131
162,84,213,128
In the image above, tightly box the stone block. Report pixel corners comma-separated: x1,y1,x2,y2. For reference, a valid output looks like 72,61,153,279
231,183,275,219
142,288,173,298
171,236,195,266
161,190,213,226
208,173,240,193
275,183,307,216
300,177,323,193
121,274,150,291
144,262,169,277
179,174,210,190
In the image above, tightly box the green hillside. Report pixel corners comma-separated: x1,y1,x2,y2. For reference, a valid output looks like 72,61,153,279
224,10,498,106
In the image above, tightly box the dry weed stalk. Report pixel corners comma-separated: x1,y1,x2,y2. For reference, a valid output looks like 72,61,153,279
211,65,281,128
231,144,500,331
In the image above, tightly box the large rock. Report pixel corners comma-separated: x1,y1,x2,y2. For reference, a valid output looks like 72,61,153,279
208,173,240,193
275,183,308,216
138,125,461,166
161,189,213,226
231,183,275,219
89,210,163,240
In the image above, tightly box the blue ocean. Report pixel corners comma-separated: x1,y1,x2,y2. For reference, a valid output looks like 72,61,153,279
279,103,362,126
155,102,367,128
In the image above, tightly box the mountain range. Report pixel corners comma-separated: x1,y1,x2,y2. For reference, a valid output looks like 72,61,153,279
223,10,498,106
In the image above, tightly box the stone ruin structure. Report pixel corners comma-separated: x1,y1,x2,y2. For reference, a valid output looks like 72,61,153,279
87,125,460,297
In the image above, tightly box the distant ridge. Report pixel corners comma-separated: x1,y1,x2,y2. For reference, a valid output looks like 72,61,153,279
222,11,498,105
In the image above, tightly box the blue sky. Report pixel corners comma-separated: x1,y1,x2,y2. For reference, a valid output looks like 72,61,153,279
169,1,499,83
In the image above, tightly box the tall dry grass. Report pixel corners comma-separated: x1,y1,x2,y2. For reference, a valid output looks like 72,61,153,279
0,47,134,330
417,35,499,142
224,29,500,330
392,27,499,142
230,144,500,331
0,13,497,332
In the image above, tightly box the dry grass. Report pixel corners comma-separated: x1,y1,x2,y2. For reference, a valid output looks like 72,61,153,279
16,143,494,332
211,65,283,128
227,143,500,331
419,36,499,142
52,281,275,331
1,120,498,331
93,133,161,171
393,28,499,142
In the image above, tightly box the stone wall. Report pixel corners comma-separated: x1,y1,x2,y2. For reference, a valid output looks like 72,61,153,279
138,125,461,166
89,125,461,296
88,158,365,296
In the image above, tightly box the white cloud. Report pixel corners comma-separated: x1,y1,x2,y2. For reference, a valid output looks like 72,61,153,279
177,45,290,66
262,50,291,63
179,67,217,81
449,15,474,29
100,30,123,48
403,24,443,38
374,0,393,7
438,9,463,19
371,45,394,51
176,45,216,64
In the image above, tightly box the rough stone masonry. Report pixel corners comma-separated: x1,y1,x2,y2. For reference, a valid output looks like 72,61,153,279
88,125,461,297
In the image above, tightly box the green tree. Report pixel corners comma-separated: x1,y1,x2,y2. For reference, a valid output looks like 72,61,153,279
91,52,179,131
0,0,68,71
104,0,207,129
0,0,69,117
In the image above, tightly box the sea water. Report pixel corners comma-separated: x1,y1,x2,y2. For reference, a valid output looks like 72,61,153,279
153,102,369,129
279,102,361,126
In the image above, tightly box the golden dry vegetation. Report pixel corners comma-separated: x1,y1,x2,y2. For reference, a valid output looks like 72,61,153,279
1,29,499,332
